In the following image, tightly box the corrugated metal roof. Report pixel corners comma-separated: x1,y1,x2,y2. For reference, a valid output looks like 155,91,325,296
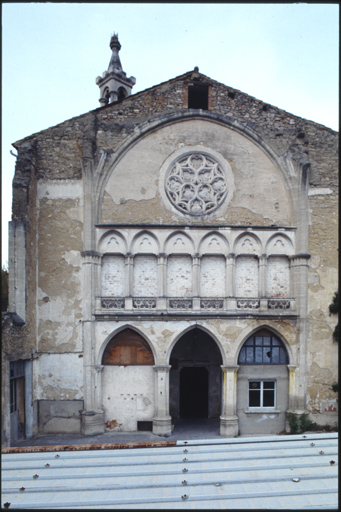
1,433,338,509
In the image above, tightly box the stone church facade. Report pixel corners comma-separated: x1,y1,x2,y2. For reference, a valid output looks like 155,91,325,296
2,35,338,445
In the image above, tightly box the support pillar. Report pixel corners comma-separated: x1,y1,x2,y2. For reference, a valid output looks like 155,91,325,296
259,254,267,297
226,253,235,297
220,365,239,437
152,365,172,436
287,365,300,412
192,253,201,297
81,251,105,435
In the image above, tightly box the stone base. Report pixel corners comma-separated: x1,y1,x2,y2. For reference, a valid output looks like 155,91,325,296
220,415,239,437
81,410,105,436
152,416,172,437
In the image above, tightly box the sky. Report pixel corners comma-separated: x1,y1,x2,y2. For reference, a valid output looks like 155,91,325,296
1,3,339,265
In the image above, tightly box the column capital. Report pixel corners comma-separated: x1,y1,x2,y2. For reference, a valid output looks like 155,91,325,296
287,364,297,372
94,365,104,373
221,365,239,373
81,250,101,261
153,365,171,373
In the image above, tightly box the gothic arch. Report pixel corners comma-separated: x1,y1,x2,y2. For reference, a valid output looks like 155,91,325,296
164,230,195,254
98,230,127,254
232,323,294,366
130,230,160,254
265,232,295,256
95,111,298,225
198,231,229,254
233,232,263,255
97,325,157,366
166,324,227,365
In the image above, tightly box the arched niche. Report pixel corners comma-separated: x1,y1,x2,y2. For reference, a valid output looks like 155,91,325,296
131,230,160,254
98,230,127,254
102,328,155,365
198,231,229,254
265,233,294,256
233,232,262,255
164,231,195,254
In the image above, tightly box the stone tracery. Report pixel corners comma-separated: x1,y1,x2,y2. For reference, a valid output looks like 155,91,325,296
165,153,228,215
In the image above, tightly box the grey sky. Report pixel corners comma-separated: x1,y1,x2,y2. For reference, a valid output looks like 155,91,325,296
2,3,339,264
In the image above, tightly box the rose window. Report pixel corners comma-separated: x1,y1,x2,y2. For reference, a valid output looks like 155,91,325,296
165,153,228,215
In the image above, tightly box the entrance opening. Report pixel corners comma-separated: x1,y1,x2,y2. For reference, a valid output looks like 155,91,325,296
180,367,208,418
170,328,222,420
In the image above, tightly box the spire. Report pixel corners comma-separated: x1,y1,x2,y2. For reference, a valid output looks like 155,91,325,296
108,33,123,73
96,33,136,106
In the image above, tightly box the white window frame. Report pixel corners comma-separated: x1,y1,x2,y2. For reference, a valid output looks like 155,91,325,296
248,380,276,410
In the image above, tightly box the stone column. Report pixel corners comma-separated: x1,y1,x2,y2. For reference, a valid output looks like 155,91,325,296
192,253,201,297
82,364,105,435
220,365,239,437
259,255,267,297
287,364,299,412
81,251,105,435
289,254,310,412
157,253,166,296
152,365,172,436
225,254,235,297
125,253,133,296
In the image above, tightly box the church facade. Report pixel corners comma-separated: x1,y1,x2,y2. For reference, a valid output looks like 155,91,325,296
2,35,338,445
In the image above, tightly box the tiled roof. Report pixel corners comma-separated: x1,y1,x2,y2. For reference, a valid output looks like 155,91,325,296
1,433,338,509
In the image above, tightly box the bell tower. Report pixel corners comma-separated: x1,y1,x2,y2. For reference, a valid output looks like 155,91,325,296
96,33,136,106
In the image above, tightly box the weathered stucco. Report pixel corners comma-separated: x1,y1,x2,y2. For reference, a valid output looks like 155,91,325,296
101,120,291,226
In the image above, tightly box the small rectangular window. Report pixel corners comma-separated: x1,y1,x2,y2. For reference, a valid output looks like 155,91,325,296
188,85,209,110
249,380,276,409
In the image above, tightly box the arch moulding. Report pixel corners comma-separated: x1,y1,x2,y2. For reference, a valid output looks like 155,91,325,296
165,323,227,366
95,111,298,224
97,324,158,366
231,322,295,367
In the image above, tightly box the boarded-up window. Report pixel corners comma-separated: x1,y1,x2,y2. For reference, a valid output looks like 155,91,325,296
102,255,125,296
133,255,158,296
266,256,290,297
235,256,259,297
102,329,155,365
167,255,192,297
200,255,226,297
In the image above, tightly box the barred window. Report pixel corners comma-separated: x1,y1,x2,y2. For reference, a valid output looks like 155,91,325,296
238,330,288,364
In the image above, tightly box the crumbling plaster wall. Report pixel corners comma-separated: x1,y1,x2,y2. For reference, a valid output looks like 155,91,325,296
37,181,83,354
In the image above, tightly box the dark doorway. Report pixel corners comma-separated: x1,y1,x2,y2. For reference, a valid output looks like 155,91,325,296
180,367,208,418
169,328,222,419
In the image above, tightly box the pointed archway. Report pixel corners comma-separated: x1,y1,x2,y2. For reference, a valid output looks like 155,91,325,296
169,328,222,419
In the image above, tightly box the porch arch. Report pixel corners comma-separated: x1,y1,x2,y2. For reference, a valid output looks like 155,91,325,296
166,324,227,365
168,326,223,420
232,323,294,366
97,325,157,366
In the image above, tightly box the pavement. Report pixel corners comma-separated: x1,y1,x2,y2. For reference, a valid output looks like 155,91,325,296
9,418,224,448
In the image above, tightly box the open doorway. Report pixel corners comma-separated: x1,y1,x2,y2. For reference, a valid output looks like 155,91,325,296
180,366,208,418
170,328,222,419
